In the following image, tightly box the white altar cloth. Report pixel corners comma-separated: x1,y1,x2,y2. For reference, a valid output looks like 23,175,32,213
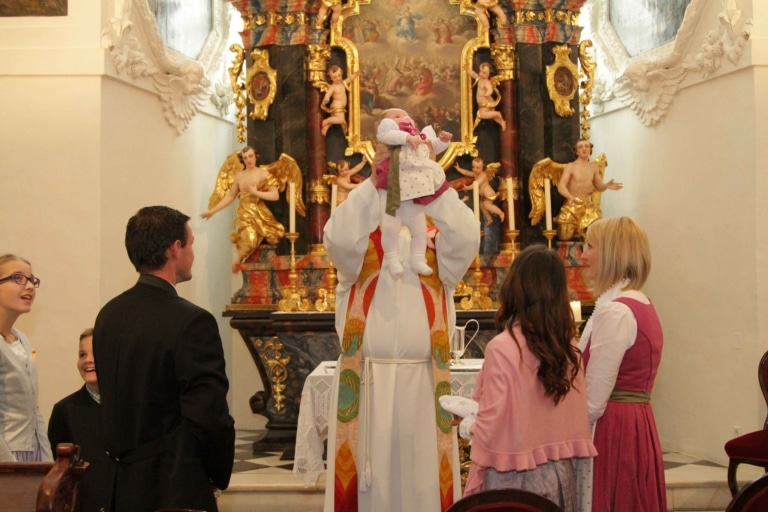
293,359,484,485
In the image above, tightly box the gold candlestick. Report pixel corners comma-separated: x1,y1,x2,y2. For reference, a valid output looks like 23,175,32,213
542,229,557,249
501,229,520,256
460,255,492,310
315,261,337,312
278,232,310,312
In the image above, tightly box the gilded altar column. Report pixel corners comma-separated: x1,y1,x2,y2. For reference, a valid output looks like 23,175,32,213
306,45,332,254
492,43,519,252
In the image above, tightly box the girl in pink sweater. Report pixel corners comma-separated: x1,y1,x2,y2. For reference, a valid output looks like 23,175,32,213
444,245,596,511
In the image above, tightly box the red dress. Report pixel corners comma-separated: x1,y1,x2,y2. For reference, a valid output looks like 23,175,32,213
583,297,667,512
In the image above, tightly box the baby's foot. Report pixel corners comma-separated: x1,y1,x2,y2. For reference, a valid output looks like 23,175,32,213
384,253,404,278
410,255,433,276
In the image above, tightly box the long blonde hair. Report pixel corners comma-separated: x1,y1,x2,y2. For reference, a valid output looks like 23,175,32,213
585,217,651,296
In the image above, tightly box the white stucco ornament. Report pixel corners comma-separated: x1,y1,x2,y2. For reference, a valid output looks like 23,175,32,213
101,0,232,134
586,0,751,127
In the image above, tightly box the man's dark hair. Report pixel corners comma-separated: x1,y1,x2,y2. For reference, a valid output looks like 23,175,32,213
125,206,190,272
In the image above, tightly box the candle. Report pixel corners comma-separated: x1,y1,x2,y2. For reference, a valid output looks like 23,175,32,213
544,178,553,230
289,181,296,233
472,181,480,222
330,184,338,216
506,177,515,230
570,300,582,323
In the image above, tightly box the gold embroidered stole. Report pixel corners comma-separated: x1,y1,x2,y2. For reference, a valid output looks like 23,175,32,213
333,229,454,512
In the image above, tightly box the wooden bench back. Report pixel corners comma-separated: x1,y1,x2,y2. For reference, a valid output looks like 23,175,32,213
0,443,88,512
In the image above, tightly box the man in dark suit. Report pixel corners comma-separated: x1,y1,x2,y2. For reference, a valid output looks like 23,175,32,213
93,205,235,511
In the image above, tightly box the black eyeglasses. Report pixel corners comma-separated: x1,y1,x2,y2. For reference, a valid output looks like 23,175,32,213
0,273,41,288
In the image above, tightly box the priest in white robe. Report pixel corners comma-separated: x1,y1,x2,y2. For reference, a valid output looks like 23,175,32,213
323,176,479,512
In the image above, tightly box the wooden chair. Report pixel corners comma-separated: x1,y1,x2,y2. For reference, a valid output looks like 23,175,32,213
446,488,564,512
724,350,768,496
726,473,768,512
0,442,88,512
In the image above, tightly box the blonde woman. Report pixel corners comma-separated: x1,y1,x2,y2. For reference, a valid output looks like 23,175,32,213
579,217,666,512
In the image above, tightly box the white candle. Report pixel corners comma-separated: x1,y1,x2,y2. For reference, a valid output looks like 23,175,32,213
506,177,515,230
544,178,553,230
289,181,296,233
330,184,338,216
472,181,480,222
570,300,582,323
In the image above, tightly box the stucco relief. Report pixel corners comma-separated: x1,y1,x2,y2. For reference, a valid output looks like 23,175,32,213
101,0,233,134
586,0,751,127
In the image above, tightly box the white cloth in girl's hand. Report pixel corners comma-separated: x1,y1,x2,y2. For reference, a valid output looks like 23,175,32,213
439,395,479,418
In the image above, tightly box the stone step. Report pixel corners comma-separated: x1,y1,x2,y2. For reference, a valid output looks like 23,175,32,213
218,463,765,512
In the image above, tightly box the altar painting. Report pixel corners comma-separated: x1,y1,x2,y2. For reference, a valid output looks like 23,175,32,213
0,0,66,16
347,0,474,144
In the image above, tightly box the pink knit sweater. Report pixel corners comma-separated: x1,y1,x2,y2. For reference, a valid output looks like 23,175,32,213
465,324,597,494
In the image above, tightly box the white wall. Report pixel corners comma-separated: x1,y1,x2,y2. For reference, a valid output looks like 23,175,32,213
4,0,768,462
587,0,768,464
0,1,264,432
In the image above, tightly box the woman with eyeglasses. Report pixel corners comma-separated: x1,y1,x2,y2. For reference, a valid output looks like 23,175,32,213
0,254,52,462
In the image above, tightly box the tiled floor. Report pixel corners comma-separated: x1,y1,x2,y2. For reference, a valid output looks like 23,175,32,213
219,430,764,512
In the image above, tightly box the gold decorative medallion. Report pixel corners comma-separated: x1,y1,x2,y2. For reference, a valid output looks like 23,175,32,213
246,49,277,120
546,45,579,117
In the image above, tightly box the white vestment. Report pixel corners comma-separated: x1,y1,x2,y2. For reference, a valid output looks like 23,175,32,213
323,180,479,512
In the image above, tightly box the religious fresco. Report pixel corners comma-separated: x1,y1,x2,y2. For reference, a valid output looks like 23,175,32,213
608,0,692,57
149,0,212,60
0,0,66,16
347,0,474,143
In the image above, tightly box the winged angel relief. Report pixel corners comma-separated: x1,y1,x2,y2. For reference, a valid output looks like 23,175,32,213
528,153,608,241
202,149,306,271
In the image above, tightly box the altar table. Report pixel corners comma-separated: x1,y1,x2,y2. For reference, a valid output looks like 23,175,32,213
293,358,484,485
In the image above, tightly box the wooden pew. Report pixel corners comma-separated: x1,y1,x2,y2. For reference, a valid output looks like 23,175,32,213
0,443,88,512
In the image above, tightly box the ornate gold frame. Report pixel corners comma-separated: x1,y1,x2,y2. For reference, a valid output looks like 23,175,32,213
315,0,508,165
246,49,278,120
546,44,579,117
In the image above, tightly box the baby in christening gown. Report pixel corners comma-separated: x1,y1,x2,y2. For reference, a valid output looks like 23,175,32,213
374,108,452,277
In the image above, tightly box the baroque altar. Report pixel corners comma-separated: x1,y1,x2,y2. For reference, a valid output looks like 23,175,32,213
221,0,597,447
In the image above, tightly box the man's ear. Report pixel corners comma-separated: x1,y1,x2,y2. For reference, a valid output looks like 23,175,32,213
167,240,182,260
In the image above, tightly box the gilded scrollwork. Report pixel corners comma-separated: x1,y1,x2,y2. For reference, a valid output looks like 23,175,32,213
254,337,291,412
243,11,308,30
546,45,578,117
310,178,332,205
501,176,519,202
307,44,332,92
245,49,278,121
513,8,578,26
578,40,596,139
228,44,247,143
490,44,515,83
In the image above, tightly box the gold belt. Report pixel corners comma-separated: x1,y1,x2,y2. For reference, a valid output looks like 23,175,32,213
609,389,650,403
